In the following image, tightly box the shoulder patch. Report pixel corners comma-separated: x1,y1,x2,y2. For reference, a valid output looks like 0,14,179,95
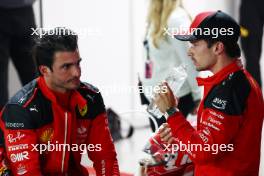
204,70,251,115
3,87,53,130
77,83,105,119
25,90,54,128
9,79,38,106
2,104,35,129
79,82,100,93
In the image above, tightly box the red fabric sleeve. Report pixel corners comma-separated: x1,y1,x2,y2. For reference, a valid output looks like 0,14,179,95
86,112,120,176
167,108,242,164
3,129,42,176
1,106,42,176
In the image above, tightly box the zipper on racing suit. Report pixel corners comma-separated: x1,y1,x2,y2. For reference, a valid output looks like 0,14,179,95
61,112,68,173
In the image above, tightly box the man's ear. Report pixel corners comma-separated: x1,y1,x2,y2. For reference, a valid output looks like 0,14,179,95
214,42,225,55
39,65,51,76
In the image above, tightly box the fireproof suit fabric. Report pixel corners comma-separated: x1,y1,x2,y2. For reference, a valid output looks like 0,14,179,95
167,60,264,175
0,76,120,176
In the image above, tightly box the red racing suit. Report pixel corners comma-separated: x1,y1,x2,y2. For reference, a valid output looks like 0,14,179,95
0,76,120,176
167,59,264,176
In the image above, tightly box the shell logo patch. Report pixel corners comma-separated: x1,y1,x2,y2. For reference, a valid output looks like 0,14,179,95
78,104,88,117
40,128,54,143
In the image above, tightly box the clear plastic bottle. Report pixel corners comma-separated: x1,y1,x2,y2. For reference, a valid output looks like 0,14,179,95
147,65,187,118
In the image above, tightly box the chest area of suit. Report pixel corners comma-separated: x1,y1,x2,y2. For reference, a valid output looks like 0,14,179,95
35,108,92,146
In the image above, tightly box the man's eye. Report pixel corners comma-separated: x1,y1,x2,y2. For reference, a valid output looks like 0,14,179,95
192,43,198,47
63,65,70,69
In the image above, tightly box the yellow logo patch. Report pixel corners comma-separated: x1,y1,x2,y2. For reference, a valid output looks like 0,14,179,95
40,128,54,143
78,104,88,117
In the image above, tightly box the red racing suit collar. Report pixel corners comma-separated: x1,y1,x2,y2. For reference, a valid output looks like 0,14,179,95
195,59,244,124
196,59,243,88
37,76,87,111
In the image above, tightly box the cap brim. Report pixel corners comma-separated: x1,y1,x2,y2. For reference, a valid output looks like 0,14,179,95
174,35,197,41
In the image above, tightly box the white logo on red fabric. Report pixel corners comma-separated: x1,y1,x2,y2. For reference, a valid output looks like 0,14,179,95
10,151,29,163
8,144,28,151
209,110,224,119
77,126,87,134
76,126,88,143
17,164,27,175
7,132,25,143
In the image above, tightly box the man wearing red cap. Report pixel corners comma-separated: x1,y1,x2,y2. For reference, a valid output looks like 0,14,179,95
154,11,264,175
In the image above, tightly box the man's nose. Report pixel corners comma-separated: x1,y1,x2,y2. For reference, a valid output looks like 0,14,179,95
72,66,81,77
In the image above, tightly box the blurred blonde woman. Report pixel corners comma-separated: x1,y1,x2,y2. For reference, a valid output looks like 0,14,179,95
142,0,201,131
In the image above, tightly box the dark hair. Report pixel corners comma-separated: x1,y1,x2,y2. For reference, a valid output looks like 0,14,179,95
205,39,241,58
33,27,78,75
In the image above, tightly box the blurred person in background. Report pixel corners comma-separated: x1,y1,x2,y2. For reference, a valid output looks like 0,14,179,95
0,0,37,110
239,0,264,87
140,0,201,132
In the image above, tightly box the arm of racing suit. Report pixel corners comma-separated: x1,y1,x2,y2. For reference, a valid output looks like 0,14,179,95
86,92,120,176
166,74,251,164
1,104,42,176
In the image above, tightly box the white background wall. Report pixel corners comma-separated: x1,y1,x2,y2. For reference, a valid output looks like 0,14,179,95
7,0,263,174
